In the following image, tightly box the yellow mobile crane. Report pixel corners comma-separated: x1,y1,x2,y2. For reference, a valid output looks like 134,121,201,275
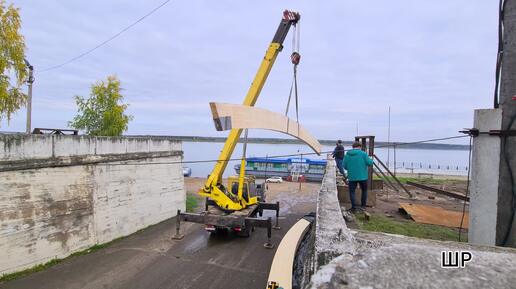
199,10,301,211
174,10,300,246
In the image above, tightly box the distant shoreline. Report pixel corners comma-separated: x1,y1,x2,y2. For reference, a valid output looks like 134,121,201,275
132,135,470,151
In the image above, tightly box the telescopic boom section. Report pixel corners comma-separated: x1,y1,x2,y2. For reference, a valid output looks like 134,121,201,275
199,11,300,208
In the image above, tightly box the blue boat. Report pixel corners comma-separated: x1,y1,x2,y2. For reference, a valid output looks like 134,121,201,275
234,157,327,182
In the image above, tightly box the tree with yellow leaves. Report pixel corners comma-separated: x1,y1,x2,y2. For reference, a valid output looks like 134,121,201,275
0,1,27,123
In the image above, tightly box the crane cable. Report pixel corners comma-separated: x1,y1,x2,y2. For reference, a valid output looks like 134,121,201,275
285,22,301,132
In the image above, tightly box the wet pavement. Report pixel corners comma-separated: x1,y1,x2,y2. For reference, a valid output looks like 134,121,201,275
0,185,318,289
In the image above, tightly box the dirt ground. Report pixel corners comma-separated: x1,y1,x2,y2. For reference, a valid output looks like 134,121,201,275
337,174,470,235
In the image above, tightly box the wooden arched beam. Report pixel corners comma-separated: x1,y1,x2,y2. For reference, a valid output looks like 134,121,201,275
209,102,322,154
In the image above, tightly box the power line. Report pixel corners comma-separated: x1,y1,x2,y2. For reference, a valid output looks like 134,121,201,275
94,134,470,166
39,0,171,73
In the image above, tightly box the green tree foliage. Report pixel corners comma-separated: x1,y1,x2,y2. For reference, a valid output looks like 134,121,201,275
0,1,27,123
69,75,133,136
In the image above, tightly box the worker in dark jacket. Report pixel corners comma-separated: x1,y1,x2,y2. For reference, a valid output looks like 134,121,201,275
343,142,373,212
332,140,346,177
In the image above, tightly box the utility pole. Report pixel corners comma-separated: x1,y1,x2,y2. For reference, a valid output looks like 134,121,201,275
24,59,34,134
497,0,516,247
469,0,516,248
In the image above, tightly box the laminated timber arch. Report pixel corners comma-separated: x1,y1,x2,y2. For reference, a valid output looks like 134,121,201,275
209,102,322,154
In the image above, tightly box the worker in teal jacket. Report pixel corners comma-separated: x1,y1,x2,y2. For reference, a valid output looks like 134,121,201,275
343,142,374,212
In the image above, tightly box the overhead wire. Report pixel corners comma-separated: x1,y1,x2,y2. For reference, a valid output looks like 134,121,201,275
93,134,470,166
39,0,172,72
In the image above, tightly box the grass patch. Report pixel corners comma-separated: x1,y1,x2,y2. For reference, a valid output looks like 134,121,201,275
186,194,199,212
355,214,466,242
0,259,61,282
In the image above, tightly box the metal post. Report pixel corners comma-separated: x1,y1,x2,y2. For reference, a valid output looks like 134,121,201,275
172,209,184,240
24,60,34,134
387,106,391,167
368,136,375,190
393,144,397,176
264,217,274,249
273,201,281,230
265,154,268,179
299,153,303,191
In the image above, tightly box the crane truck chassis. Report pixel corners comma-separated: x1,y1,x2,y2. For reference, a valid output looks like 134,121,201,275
173,199,280,248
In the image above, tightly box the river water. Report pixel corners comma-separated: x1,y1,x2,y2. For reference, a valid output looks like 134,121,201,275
182,142,470,178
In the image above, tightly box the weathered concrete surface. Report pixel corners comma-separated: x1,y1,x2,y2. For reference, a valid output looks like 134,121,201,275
0,182,318,289
310,156,516,289
314,158,354,268
469,109,502,246
311,231,516,289
0,134,185,275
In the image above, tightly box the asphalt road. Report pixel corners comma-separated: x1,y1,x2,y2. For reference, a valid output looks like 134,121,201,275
0,183,318,289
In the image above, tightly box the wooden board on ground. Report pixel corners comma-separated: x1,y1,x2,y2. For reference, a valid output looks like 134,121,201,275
399,202,469,229
209,102,322,154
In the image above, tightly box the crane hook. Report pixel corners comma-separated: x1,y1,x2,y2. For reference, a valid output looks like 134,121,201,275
291,52,301,65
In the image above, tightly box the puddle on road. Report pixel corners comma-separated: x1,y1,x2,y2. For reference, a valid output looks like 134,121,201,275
181,228,247,254
182,232,209,254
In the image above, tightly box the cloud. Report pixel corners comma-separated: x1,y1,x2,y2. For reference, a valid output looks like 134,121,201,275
2,0,498,143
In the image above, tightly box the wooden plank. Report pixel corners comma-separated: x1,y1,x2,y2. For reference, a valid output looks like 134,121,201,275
267,218,311,289
209,102,322,154
406,181,470,202
399,202,469,229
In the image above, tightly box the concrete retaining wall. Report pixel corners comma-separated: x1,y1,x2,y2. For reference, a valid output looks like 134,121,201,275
0,134,185,275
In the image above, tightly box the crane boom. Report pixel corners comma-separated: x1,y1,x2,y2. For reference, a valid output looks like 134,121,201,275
198,10,300,211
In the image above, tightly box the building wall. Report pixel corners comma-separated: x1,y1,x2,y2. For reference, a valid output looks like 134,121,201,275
0,134,185,275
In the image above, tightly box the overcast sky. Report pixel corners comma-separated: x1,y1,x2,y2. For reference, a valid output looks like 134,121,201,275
1,0,498,143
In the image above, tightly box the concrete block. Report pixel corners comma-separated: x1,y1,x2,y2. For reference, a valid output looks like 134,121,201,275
337,185,376,207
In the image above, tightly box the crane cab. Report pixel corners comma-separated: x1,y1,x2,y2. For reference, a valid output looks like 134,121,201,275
227,175,265,207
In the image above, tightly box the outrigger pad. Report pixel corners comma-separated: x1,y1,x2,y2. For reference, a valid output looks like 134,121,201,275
209,102,322,154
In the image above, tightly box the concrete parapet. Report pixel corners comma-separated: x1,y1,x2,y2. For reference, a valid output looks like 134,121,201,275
314,157,354,268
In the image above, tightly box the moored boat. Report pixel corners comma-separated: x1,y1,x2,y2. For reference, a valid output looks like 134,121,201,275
234,157,326,182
